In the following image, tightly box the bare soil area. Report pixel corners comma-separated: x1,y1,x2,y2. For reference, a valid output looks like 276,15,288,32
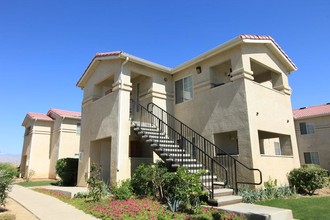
0,198,38,220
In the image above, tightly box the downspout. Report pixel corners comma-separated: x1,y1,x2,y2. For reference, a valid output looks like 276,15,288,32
117,56,129,171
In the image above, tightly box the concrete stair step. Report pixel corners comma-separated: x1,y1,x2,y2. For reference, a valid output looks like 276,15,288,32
200,175,217,180
203,181,225,188
213,188,233,197
151,143,180,148
209,195,242,206
161,153,191,158
157,148,184,153
166,158,197,163
217,203,294,220
131,121,156,128
172,163,203,168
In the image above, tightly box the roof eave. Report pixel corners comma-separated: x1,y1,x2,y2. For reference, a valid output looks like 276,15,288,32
77,52,172,88
173,36,242,73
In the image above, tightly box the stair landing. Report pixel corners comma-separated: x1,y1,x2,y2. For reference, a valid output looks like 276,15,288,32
215,203,294,220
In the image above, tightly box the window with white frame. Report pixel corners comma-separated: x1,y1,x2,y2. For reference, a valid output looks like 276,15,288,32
76,123,81,135
175,76,193,104
299,122,314,135
304,152,320,165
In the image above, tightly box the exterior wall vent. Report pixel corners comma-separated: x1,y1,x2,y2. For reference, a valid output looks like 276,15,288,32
299,107,306,110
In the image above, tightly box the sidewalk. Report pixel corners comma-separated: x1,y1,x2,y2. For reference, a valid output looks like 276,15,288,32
9,185,98,220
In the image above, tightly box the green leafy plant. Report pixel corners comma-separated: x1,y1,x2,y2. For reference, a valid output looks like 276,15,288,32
288,164,329,195
166,197,181,212
238,182,295,203
87,163,107,202
111,179,133,200
55,158,78,186
163,166,207,211
131,161,167,199
131,163,154,197
0,163,18,206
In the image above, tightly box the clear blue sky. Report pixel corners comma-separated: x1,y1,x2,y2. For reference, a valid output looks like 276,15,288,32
1,1,329,155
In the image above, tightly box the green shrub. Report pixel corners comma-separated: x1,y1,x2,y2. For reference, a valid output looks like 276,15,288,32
0,163,18,206
131,161,167,199
111,179,133,200
87,163,108,202
288,164,329,195
131,163,207,212
131,163,154,197
55,158,78,186
163,166,207,211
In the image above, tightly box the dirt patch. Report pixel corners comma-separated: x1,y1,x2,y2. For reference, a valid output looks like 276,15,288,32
0,198,38,220
314,187,330,196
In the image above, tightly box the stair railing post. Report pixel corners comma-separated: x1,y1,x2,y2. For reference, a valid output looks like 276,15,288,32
139,104,142,129
158,119,161,149
180,123,183,167
211,161,214,199
234,160,238,194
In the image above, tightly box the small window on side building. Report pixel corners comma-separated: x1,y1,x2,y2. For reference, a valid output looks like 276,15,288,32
304,152,320,165
299,122,314,135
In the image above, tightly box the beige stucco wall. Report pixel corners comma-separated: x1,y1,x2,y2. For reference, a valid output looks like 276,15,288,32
77,60,133,186
49,117,80,178
245,80,300,185
172,44,299,186
295,115,330,171
21,120,53,179
77,59,174,186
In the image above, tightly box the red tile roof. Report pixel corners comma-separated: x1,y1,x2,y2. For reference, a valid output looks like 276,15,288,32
240,34,297,70
293,104,330,119
47,108,81,119
95,51,122,57
27,112,53,121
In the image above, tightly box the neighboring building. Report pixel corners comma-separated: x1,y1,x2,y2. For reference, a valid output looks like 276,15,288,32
293,103,330,171
76,34,300,191
20,108,81,179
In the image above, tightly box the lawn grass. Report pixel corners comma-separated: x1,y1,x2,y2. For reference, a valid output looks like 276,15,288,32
16,180,57,187
256,196,330,220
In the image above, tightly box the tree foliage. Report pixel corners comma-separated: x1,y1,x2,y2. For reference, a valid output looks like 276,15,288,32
0,163,18,206
55,158,78,186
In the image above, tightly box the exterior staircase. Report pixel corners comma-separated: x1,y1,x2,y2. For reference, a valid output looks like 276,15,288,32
130,101,296,219
131,121,243,206
130,100,262,207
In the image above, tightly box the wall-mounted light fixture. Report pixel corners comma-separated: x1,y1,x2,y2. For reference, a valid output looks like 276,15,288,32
196,66,202,74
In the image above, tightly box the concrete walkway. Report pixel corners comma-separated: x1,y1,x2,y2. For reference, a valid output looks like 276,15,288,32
9,185,98,220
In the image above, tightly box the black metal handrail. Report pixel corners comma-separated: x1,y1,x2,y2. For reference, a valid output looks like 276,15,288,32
130,100,229,198
146,102,262,192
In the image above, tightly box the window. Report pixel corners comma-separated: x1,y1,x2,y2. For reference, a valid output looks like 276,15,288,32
175,76,193,104
274,142,281,155
76,123,81,135
258,130,293,156
304,152,320,165
299,122,314,135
